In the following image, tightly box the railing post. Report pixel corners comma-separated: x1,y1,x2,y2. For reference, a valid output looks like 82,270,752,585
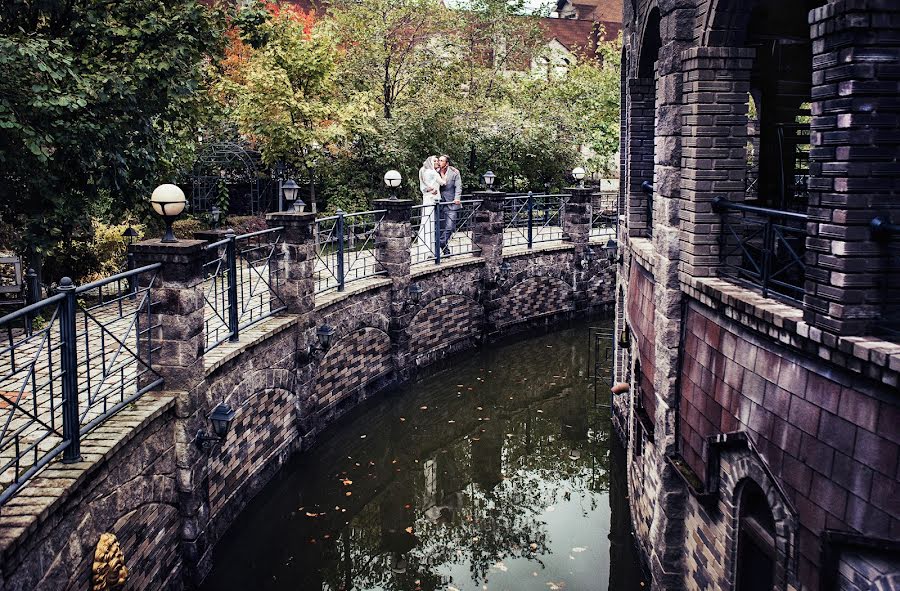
434,202,443,265
336,210,346,290
527,191,534,249
760,219,772,300
374,198,414,375
225,230,239,341
265,212,316,314
24,267,39,334
57,277,81,464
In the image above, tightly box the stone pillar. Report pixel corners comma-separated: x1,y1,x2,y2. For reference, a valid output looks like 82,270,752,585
679,46,754,279
374,199,414,371
266,212,316,315
804,1,900,336
130,239,206,388
563,187,592,257
473,190,506,337
626,78,655,238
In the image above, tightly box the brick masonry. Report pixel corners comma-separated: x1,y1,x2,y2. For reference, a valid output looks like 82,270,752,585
627,263,657,420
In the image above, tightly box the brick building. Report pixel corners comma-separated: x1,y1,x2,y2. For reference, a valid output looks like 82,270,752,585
613,0,900,589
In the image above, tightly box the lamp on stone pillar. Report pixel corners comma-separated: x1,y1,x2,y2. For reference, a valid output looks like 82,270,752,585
282,179,305,213
210,205,222,230
150,184,187,243
384,169,402,200
483,170,496,190
572,166,586,189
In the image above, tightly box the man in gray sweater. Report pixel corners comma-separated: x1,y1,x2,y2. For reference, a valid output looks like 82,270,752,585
437,155,462,255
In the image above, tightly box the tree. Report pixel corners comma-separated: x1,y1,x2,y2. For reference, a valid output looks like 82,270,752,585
0,0,227,280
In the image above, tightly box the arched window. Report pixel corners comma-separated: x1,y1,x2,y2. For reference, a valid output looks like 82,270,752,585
736,480,776,590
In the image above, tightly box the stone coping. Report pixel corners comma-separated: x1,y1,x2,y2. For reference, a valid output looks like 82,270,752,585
0,391,178,561
204,315,300,376
628,237,654,273
503,241,575,259
314,276,393,311
682,274,900,388
410,254,484,278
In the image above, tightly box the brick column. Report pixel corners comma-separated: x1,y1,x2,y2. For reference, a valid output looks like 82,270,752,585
679,47,754,278
473,190,506,336
626,78,655,238
563,186,592,256
804,0,900,336
374,199,414,370
266,212,316,315
130,239,206,388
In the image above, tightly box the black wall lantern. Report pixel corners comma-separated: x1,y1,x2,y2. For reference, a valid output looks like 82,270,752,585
482,170,496,190
618,325,631,349
195,402,236,449
210,205,222,229
317,324,336,351
499,261,511,281
604,238,621,264
408,283,423,304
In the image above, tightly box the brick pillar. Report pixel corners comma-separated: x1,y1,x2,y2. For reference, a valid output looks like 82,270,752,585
804,1,900,336
563,187,592,256
626,78,655,238
679,47,754,278
266,212,316,315
374,199,414,371
473,190,506,337
130,239,206,388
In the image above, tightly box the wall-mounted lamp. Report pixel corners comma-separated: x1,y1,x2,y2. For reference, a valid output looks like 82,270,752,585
618,325,631,349
195,402,236,449
317,324,336,351
604,238,622,264
496,261,511,283
579,247,595,270
408,283,423,304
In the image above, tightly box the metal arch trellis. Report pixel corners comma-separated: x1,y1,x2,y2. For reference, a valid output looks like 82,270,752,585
191,141,276,215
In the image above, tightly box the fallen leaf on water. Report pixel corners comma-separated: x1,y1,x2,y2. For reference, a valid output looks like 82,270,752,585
420,406,428,410
537,410,544,414
405,526,414,534
572,547,587,553
492,561,508,572
529,543,538,550
360,435,367,439
449,587,461,591
532,572,539,577
457,384,464,387
342,479,353,485
569,555,575,560
345,491,352,496
448,420,455,424
477,406,483,411
305,512,319,517
400,417,406,422
404,503,411,509
546,506,555,512
392,459,398,464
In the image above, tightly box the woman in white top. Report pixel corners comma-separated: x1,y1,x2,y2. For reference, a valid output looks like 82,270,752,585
417,156,444,253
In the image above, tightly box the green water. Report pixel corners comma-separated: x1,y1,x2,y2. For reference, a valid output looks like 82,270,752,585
201,324,646,591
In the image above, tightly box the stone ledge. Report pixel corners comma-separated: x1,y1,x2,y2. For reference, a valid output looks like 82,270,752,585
503,241,575,259
628,237,654,273
410,254,484,278
0,391,178,561
314,276,393,311
204,315,301,376
681,274,900,388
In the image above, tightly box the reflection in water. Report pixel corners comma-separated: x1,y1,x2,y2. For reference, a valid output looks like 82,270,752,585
202,325,647,591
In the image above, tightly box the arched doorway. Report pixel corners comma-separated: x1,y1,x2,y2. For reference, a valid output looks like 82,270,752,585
735,479,776,590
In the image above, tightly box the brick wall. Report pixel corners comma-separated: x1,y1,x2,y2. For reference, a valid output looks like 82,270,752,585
678,300,899,588
407,294,483,359
497,275,574,327
0,395,179,591
626,263,656,420
315,327,392,416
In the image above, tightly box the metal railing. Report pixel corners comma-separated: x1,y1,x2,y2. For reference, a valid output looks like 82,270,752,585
202,228,286,351
314,210,386,293
0,264,163,505
433,199,482,264
713,197,807,303
591,207,617,239
502,193,568,248
411,203,438,265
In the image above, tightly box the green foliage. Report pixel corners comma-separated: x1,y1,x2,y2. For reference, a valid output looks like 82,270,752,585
0,0,228,270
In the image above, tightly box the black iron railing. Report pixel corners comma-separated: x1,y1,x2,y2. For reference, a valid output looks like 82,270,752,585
0,264,162,505
713,197,807,303
502,193,568,248
314,210,387,293
434,199,482,264
202,228,287,351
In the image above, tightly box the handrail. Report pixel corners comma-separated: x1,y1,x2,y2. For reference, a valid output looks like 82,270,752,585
75,263,162,294
237,226,284,240
0,292,65,325
712,197,808,222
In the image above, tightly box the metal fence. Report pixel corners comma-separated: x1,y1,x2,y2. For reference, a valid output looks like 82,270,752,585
202,228,286,352
502,193,568,248
0,264,163,505
314,210,386,293
713,197,807,303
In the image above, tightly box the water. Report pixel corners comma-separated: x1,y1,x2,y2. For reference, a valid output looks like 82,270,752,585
202,324,646,591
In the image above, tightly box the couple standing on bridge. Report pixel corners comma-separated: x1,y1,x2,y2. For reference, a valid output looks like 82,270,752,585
418,155,462,256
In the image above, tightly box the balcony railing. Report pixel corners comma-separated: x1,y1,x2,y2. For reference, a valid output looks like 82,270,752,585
713,197,807,303
502,193,569,248
314,209,387,294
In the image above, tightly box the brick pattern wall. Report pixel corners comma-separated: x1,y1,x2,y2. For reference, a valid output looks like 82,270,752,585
804,1,900,336
679,300,899,588
627,263,656,420
408,294,482,357
208,387,295,514
626,78,655,237
315,327,392,414
497,275,574,327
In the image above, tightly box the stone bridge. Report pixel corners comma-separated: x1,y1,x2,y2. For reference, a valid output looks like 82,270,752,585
0,189,616,590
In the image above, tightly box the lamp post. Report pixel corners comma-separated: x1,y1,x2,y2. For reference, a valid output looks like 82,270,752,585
384,169,402,200
282,179,306,213
572,166,586,188
483,170,496,190
210,205,221,230
150,184,187,243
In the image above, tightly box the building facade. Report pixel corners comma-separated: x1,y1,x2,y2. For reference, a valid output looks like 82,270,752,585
613,0,900,589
